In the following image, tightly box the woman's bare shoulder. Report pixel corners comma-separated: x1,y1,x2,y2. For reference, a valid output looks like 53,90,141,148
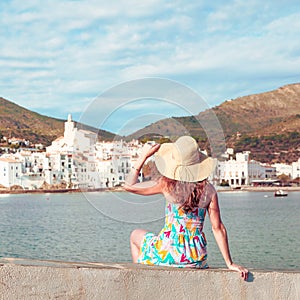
206,182,217,196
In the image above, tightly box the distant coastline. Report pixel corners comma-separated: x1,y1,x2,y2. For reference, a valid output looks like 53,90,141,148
1,185,299,195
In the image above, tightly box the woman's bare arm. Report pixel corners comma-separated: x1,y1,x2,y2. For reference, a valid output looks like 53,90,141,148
124,143,163,195
208,190,248,280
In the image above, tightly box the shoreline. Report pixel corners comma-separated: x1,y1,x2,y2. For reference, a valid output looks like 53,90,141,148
0,185,300,195
217,186,300,192
0,187,124,195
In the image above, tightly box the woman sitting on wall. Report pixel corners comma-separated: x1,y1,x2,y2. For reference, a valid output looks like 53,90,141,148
124,136,248,280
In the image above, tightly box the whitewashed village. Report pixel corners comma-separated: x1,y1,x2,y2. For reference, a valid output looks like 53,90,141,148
0,114,299,191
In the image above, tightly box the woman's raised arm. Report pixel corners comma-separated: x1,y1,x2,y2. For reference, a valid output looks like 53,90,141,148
124,143,163,195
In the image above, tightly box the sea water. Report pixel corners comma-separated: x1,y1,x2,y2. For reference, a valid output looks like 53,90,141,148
0,190,299,270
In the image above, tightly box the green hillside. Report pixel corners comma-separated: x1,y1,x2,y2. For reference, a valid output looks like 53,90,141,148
0,97,115,146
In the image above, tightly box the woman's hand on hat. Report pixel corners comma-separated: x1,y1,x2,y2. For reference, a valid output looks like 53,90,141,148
227,262,249,281
141,143,161,159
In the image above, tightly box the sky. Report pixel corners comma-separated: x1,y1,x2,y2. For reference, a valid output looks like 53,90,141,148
1,0,300,135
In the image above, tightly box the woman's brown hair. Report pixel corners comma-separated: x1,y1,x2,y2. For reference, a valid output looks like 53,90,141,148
160,176,208,212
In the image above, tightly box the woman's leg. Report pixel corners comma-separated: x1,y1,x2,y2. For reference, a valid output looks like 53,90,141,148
130,229,148,263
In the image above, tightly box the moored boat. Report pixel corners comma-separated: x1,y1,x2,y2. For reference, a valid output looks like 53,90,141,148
274,189,288,197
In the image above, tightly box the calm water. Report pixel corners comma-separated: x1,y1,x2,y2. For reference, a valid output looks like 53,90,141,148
0,190,299,270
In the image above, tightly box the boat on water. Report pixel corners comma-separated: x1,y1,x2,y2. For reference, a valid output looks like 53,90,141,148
274,189,288,197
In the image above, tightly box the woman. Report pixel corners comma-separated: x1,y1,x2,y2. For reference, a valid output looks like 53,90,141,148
124,136,248,280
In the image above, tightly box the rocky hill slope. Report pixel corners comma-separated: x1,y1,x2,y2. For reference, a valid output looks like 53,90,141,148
128,83,300,163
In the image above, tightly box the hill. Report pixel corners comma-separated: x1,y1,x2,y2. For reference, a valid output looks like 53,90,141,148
1,83,299,163
0,97,116,146
128,83,300,164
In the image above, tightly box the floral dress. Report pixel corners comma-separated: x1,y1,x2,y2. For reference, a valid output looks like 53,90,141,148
137,201,209,268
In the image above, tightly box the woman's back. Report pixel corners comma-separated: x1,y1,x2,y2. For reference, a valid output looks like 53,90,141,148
136,182,216,268
138,200,209,268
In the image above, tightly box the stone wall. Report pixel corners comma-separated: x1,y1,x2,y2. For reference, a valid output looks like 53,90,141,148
0,258,299,299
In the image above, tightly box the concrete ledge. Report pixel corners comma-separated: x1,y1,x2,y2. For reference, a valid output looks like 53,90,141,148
0,258,299,300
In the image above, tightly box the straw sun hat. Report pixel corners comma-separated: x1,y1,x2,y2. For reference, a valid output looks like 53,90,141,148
154,136,217,182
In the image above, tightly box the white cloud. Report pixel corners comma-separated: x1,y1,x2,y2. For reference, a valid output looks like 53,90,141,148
265,13,300,35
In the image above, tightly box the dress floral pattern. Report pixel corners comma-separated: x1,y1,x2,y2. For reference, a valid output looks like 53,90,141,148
138,202,209,268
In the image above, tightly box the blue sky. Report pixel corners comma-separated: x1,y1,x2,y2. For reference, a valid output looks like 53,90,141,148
0,0,300,135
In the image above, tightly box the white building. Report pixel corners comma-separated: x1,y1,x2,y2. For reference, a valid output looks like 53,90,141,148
292,158,300,179
45,114,99,188
96,157,127,188
217,151,277,187
272,163,293,177
14,151,46,189
44,115,144,189
0,157,22,188
218,152,249,187
260,164,277,180
95,140,143,188
46,114,97,154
